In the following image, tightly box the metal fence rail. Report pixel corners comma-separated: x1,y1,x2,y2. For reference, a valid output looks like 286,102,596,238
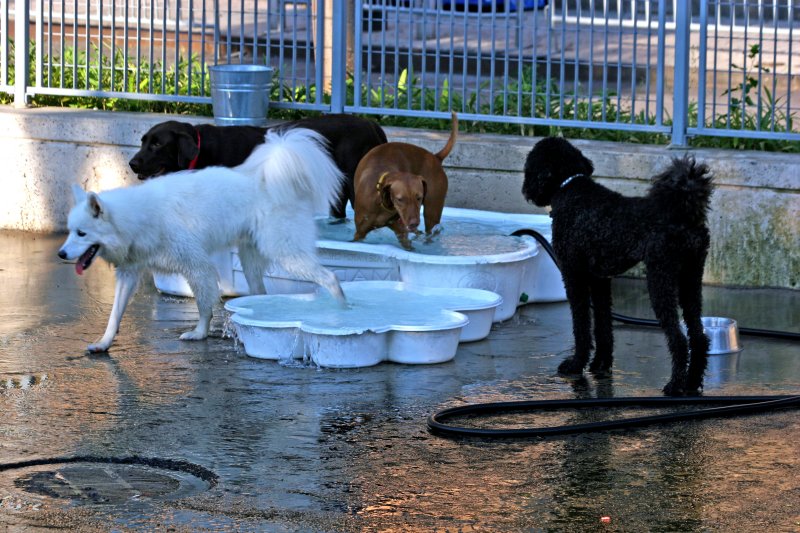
1,0,798,145
354,0,671,134
693,0,798,140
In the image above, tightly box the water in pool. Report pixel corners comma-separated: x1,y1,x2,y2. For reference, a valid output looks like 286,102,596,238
227,286,474,334
317,217,531,256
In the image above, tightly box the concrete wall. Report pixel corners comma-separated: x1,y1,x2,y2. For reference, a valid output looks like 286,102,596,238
1,106,797,290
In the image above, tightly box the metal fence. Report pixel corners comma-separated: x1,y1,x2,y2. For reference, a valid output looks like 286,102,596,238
1,0,798,145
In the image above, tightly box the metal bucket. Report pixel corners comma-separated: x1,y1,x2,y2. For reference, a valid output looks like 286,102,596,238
209,64,274,127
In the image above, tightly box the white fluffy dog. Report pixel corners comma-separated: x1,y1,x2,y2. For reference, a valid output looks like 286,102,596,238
58,128,346,353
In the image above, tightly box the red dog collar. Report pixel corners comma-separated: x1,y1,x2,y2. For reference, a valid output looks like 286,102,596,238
187,130,201,170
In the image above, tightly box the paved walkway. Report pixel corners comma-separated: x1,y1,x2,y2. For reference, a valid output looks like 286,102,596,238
1,230,798,531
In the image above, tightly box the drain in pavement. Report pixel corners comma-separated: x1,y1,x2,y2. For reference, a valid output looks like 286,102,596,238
0,456,218,506
0,373,47,390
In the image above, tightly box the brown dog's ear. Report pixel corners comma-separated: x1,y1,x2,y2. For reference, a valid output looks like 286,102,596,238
176,129,200,169
421,180,427,202
380,183,394,210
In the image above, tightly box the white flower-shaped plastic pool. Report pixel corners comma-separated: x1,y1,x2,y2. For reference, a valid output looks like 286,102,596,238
224,281,503,368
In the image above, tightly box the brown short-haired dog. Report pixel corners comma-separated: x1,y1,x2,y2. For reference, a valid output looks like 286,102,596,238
352,112,457,249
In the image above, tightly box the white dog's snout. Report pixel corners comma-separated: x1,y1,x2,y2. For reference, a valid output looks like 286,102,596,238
58,236,82,261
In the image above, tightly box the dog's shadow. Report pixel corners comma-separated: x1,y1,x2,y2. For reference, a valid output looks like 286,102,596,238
564,373,615,400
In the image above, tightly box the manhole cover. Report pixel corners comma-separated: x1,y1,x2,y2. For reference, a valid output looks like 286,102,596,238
0,456,217,506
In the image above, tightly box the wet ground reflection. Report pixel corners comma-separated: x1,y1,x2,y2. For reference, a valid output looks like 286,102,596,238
0,230,798,531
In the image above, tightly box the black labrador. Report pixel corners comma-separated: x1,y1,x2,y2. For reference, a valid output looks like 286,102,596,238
128,114,388,219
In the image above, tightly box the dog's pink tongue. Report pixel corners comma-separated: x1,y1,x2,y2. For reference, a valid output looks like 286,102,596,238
75,248,92,275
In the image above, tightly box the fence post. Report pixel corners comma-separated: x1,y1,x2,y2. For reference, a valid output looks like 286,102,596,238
330,1,347,113
670,0,691,147
14,0,30,107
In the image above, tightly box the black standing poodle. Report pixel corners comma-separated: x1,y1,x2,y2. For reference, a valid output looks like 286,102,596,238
522,137,714,396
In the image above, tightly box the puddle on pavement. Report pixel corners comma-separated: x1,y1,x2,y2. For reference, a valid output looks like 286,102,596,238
1,230,799,532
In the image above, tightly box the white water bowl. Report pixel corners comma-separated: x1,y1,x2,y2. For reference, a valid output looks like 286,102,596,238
224,283,473,367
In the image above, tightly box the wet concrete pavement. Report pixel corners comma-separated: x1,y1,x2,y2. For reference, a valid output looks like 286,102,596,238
1,230,799,532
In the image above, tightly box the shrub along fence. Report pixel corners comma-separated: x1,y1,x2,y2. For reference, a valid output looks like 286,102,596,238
1,0,798,150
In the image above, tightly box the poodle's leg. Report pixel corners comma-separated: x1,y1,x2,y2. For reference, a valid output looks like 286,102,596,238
181,261,221,341
588,276,614,375
558,271,593,375
680,260,710,393
646,267,690,396
238,242,267,295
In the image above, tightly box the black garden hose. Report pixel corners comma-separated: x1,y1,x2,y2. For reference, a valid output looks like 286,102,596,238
424,229,800,439
510,228,800,341
427,395,800,438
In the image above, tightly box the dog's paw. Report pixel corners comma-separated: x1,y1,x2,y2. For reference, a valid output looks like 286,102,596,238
87,342,110,353
662,380,681,396
662,380,702,397
686,375,705,394
179,330,208,341
419,227,442,245
589,357,613,376
325,283,348,307
557,357,586,376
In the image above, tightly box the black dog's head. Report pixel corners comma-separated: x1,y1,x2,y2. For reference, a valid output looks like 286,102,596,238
128,120,200,180
522,137,595,207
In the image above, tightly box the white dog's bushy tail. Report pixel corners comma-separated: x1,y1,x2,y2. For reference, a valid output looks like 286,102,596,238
235,127,345,213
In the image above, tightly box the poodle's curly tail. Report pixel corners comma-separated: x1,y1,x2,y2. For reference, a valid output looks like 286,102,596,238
234,127,345,214
648,155,714,226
